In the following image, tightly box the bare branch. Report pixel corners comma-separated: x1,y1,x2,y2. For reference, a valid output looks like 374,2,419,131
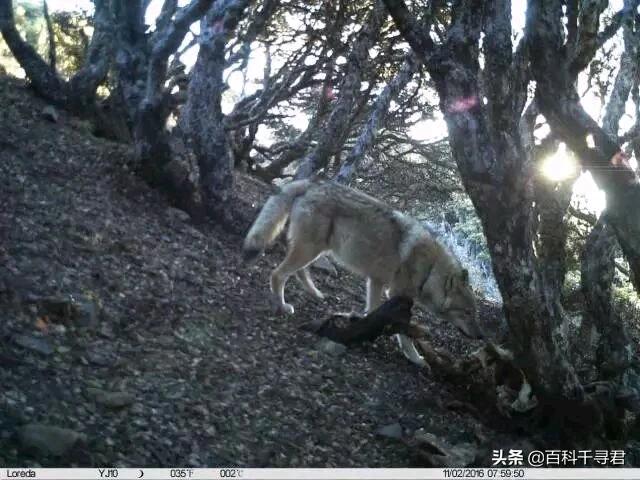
294,1,388,179
70,0,115,100
570,0,639,75
43,0,56,71
336,54,420,184
226,0,281,67
156,0,179,33
146,0,216,101
381,0,436,60
602,8,640,138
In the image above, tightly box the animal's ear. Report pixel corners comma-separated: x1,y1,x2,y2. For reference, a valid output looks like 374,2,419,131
461,268,469,283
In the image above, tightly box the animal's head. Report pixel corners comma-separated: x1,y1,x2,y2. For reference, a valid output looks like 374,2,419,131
435,268,483,339
411,254,483,339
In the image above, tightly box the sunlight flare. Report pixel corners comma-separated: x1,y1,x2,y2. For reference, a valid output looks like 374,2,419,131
541,143,578,182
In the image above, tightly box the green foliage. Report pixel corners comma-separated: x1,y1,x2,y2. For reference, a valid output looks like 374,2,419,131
18,1,43,46
51,10,91,78
0,2,46,76
613,268,640,321
563,269,582,297
0,2,90,79
446,193,492,264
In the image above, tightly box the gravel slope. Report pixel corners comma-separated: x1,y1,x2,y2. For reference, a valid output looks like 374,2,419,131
0,77,521,467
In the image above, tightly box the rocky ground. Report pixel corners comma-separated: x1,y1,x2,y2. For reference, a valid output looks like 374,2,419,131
0,76,633,467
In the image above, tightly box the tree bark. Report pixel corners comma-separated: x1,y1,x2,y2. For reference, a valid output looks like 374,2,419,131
180,0,251,223
580,217,632,379
120,0,215,213
43,0,56,72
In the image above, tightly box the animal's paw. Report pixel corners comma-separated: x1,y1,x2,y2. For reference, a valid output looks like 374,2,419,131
271,297,295,315
396,334,430,369
312,291,325,301
281,303,295,315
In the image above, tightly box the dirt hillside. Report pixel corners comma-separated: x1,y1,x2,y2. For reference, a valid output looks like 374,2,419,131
1,76,527,467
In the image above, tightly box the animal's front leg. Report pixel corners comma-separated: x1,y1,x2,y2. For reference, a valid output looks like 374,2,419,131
388,281,428,368
365,278,385,313
395,334,428,368
270,242,322,315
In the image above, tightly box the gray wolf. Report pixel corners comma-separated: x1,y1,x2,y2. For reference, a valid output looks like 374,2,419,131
243,179,483,364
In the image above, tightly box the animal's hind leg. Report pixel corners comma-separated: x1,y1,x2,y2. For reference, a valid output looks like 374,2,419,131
270,242,324,315
296,267,325,300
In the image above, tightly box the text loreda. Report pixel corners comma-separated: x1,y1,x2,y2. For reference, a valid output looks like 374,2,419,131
5,470,36,478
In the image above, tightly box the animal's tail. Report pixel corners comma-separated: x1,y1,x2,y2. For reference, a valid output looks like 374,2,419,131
243,179,312,263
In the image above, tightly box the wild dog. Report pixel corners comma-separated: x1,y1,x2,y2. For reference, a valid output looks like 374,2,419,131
243,179,483,365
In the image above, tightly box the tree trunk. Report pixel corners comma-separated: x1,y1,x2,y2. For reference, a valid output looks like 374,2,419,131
134,99,198,214
121,0,214,213
576,6,639,390
580,217,632,379
43,0,56,72
534,176,574,295
382,0,587,420
180,0,251,223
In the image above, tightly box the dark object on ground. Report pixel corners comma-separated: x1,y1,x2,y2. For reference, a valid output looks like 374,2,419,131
305,296,414,345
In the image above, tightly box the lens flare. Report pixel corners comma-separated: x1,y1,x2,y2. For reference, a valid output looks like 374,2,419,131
541,143,578,182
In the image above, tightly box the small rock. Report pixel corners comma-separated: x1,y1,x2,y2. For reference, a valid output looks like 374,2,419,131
85,348,115,367
18,424,86,456
412,430,477,467
166,207,191,223
86,388,135,409
32,294,99,327
191,404,209,417
35,297,72,318
72,298,99,328
13,334,54,356
98,323,116,339
41,105,59,123
376,423,404,440
316,338,347,357
84,342,117,366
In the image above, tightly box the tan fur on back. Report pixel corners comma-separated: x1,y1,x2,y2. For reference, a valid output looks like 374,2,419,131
288,182,456,281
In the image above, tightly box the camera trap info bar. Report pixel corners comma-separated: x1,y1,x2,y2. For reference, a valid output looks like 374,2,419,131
2,469,640,479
